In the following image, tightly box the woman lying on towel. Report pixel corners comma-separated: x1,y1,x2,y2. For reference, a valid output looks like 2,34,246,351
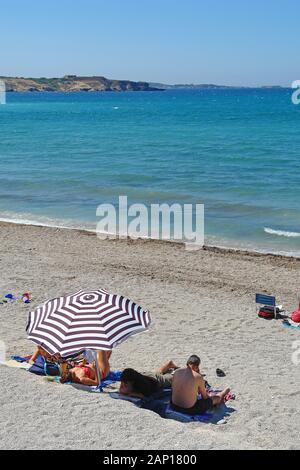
119,360,178,398
60,350,112,386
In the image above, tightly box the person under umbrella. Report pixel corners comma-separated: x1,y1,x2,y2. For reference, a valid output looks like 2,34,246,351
27,288,151,386
59,350,112,386
29,345,112,385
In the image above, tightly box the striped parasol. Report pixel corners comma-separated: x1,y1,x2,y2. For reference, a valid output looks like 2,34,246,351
26,288,151,358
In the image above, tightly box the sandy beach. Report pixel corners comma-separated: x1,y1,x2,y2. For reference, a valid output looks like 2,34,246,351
0,221,300,450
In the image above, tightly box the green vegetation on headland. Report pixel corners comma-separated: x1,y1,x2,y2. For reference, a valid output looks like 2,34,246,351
0,75,288,92
0,75,161,92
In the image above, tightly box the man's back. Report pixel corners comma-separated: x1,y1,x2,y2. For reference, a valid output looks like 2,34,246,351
171,367,200,408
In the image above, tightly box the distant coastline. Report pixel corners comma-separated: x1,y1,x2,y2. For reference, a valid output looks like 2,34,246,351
0,75,161,92
0,75,290,92
149,82,289,90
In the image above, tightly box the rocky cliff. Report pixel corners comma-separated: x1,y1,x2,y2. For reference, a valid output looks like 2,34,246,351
0,75,161,92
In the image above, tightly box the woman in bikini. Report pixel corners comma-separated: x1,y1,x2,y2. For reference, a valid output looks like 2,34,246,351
60,350,112,386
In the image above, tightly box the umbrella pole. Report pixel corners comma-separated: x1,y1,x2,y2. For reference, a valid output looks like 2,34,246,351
94,350,102,388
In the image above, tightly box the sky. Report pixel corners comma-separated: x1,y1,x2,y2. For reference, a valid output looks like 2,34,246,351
0,0,299,86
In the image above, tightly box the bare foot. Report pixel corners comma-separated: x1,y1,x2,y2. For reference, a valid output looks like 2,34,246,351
218,387,231,402
169,360,178,369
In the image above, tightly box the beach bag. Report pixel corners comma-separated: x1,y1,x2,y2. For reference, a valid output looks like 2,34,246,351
291,310,300,323
258,306,277,319
28,355,60,376
28,355,47,376
44,361,61,376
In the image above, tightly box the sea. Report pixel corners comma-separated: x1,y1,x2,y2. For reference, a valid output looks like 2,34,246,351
0,88,300,256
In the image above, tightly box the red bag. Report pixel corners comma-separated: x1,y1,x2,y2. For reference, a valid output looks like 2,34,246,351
258,306,276,319
291,310,300,323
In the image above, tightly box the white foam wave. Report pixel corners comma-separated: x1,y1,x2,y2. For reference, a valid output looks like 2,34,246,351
264,227,300,238
1,213,300,258
0,212,96,233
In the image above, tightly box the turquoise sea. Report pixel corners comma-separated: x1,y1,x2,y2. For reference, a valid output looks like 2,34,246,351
0,89,300,256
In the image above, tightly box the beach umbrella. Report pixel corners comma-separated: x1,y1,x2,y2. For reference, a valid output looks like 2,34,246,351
26,288,151,359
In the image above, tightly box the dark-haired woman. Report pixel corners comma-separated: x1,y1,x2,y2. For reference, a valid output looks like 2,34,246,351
119,360,178,398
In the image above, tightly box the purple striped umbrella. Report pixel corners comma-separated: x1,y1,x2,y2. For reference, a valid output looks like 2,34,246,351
26,288,151,358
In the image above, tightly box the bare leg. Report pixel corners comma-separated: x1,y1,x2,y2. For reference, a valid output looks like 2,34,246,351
211,387,230,406
158,360,179,374
29,347,40,365
96,350,111,379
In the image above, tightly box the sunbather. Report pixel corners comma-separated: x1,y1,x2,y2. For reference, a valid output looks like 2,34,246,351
170,354,230,416
60,361,99,385
59,350,112,386
29,346,61,365
119,360,178,398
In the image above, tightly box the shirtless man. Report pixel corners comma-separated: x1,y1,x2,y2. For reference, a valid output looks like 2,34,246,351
171,355,230,415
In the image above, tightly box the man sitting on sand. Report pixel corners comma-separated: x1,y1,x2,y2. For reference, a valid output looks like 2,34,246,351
171,355,230,415
119,360,178,398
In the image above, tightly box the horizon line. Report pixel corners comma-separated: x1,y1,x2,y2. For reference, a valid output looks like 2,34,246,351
0,74,293,89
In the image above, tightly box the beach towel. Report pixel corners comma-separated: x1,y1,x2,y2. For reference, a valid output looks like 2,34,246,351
282,320,300,330
61,370,123,392
110,389,172,418
8,354,59,376
10,354,61,376
110,388,235,422
8,354,122,391
0,359,31,370
32,359,122,389
11,355,32,363
165,404,214,423
110,391,213,421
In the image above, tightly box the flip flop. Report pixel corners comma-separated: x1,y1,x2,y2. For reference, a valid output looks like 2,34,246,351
216,368,226,377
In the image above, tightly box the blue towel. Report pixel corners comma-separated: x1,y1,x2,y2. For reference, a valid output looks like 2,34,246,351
165,404,214,422
110,389,216,421
11,355,29,363
282,321,300,330
18,355,60,376
101,370,122,386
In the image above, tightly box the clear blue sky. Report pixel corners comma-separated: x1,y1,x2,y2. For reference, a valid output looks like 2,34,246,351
0,0,299,86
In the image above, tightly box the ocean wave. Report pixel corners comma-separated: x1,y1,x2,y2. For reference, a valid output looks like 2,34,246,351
0,212,96,233
264,227,300,238
1,214,300,258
